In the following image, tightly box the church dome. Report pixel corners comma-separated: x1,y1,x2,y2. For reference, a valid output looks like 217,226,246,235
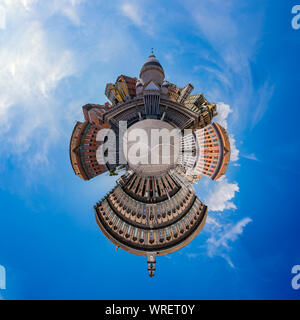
136,79,143,87
162,80,169,87
139,52,165,85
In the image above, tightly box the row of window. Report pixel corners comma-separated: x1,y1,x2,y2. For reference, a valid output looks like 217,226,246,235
108,186,193,227
125,174,177,200
96,197,204,246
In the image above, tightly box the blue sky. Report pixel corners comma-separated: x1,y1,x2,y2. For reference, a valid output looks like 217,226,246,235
0,0,299,299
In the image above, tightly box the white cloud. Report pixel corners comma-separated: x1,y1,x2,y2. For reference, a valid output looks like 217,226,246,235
186,0,260,74
243,153,258,161
55,0,86,25
0,1,87,172
204,177,239,212
121,2,143,27
209,218,252,249
215,102,232,130
185,0,273,128
229,134,239,162
206,216,221,228
0,265,5,290
20,0,39,10
2,0,85,24
251,80,275,128
187,215,252,267
215,102,239,162
0,19,76,155
186,253,199,259
0,5,6,29
206,217,252,267
119,0,156,35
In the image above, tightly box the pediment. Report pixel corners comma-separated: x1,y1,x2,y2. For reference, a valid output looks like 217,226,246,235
144,81,159,91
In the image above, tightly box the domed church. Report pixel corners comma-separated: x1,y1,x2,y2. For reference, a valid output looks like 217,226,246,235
69,52,231,277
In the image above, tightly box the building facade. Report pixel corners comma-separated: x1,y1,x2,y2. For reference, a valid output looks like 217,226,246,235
94,175,207,276
178,122,231,181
